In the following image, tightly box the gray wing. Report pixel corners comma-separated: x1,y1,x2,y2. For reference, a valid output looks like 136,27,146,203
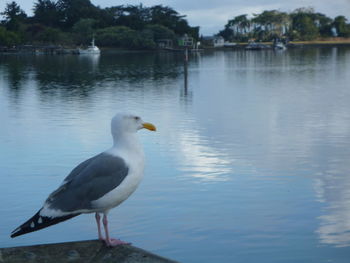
45,153,129,212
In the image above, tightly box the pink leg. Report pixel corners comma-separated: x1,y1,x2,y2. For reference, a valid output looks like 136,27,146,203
95,213,104,241
102,213,130,247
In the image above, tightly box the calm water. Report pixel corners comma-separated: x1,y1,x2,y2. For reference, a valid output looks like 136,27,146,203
1,47,350,262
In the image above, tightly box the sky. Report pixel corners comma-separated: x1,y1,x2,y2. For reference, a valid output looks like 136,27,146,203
0,0,349,35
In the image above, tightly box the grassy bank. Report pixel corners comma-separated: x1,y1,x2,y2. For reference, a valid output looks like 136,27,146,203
290,38,350,45
231,38,350,47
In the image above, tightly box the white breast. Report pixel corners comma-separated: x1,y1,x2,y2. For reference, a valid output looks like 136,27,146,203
91,144,145,212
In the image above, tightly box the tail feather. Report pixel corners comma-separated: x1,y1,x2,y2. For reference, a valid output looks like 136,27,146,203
11,209,80,238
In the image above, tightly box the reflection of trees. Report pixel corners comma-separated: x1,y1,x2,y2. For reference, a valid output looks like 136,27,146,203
2,56,27,101
34,54,101,98
99,51,183,81
1,52,185,101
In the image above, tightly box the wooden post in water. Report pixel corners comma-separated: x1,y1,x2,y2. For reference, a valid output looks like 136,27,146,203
184,48,188,63
184,48,188,95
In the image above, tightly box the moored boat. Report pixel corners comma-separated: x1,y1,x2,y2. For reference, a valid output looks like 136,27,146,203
78,38,100,54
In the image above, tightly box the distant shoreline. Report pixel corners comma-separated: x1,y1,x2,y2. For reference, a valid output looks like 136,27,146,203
1,38,350,54
207,38,350,50
234,38,350,46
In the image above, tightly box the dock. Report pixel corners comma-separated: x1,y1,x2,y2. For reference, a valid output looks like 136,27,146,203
0,240,179,263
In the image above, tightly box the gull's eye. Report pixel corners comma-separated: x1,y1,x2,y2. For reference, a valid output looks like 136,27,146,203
134,116,140,121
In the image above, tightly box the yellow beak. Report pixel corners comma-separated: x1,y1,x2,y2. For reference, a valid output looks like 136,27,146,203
142,122,156,131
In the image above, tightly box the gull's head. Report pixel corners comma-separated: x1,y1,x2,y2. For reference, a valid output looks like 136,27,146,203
111,113,156,137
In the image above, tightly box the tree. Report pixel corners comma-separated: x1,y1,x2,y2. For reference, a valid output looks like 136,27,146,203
0,1,199,47
0,26,20,46
312,13,333,37
218,26,234,41
1,1,27,31
222,14,251,41
217,7,350,42
99,4,197,39
150,5,181,29
56,0,99,29
150,5,194,37
232,15,250,34
290,8,319,40
114,4,150,30
333,16,350,37
72,18,97,44
96,26,140,48
144,24,175,41
93,7,116,28
36,27,63,43
33,0,60,28
252,10,290,40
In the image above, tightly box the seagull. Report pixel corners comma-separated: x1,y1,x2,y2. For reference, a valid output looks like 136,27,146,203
11,113,156,246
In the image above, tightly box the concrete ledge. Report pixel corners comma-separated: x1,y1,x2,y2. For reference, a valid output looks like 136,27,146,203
0,240,179,263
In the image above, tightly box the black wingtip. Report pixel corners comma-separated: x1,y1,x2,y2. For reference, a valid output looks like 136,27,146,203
11,209,80,238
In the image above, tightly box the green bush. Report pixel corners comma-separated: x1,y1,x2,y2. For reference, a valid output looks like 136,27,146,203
0,26,21,46
72,18,97,45
144,24,176,41
36,27,63,44
96,26,156,49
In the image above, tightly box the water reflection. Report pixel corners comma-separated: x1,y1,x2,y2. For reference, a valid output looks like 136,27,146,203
189,48,350,250
1,47,350,262
78,53,100,70
177,128,232,182
315,170,350,247
1,51,185,101
1,56,28,98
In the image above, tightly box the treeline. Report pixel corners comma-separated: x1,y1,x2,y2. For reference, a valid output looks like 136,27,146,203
218,7,350,42
0,0,199,48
